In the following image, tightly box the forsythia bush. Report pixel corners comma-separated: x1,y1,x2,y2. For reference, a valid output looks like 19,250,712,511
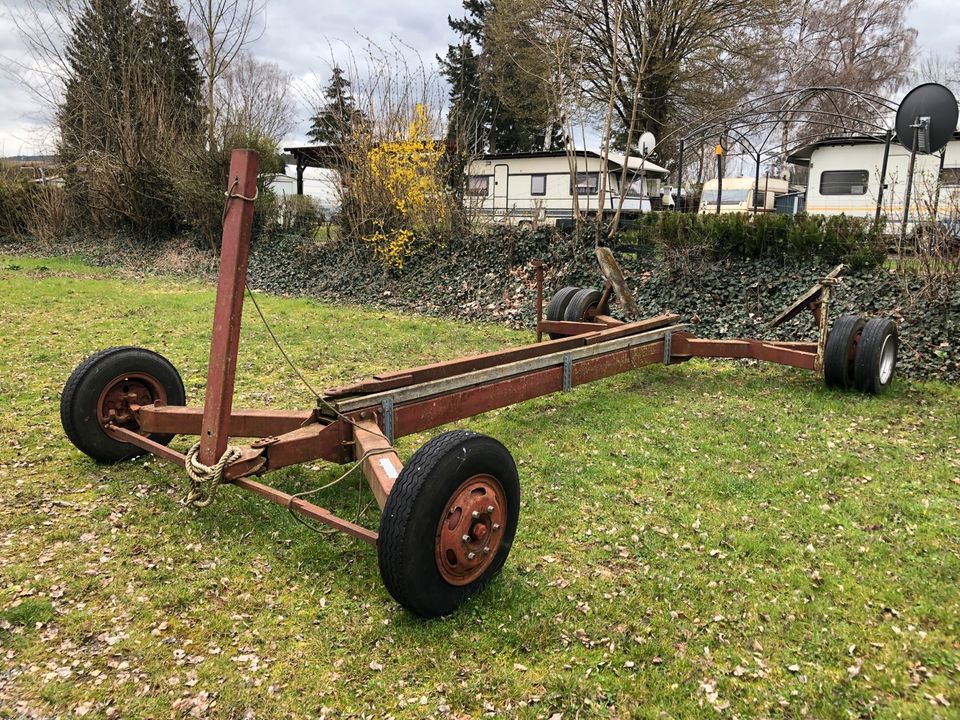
349,104,449,271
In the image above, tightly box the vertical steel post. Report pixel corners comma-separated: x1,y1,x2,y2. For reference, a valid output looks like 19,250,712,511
676,139,684,211
900,126,919,247
534,261,544,343
875,130,892,223
199,149,261,466
753,152,761,214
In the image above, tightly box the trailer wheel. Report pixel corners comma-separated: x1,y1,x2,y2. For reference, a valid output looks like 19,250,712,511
563,287,604,322
545,286,581,339
61,347,186,463
853,318,898,394
377,430,520,618
823,314,865,389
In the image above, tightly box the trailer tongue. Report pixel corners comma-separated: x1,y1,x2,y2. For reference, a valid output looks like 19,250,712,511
60,150,899,617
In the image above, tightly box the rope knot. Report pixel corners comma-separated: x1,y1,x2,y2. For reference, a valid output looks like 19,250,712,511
183,442,243,508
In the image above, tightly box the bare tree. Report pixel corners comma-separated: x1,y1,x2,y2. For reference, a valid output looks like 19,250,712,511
217,52,293,144
185,0,265,150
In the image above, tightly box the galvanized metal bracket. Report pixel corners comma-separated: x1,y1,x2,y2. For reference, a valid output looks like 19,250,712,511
380,398,395,445
663,332,673,365
562,355,573,391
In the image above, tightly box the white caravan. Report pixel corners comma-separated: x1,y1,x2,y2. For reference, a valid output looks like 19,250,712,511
787,133,960,234
698,176,792,214
464,150,669,227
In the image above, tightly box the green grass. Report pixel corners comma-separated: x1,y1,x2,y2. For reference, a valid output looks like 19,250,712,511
1,254,958,718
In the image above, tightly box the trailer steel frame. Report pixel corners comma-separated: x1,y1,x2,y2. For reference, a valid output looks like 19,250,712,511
62,150,898,617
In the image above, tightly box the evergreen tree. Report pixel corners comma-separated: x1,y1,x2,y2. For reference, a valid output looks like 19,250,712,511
308,67,363,145
439,0,559,154
139,0,203,133
57,0,206,234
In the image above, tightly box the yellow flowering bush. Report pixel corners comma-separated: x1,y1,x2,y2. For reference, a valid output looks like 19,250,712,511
359,104,447,270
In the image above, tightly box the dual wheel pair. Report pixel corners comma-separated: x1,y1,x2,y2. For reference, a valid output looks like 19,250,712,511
60,347,521,618
823,315,898,394
544,286,608,339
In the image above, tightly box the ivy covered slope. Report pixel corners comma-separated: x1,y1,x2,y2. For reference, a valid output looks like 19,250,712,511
1,216,957,382
242,223,957,383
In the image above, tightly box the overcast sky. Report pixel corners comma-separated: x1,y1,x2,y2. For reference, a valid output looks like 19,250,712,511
0,0,957,157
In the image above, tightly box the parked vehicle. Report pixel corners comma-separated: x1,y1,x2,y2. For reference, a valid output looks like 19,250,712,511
464,150,669,227
787,132,960,234
698,176,791,214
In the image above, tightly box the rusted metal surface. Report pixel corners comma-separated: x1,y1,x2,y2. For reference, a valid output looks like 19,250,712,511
534,261,544,343
352,417,402,510
136,405,313,437
199,149,260,466
671,334,816,370
767,264,844,329
597,284,614,317
813,276,839,378
105,425,186,467
538,320,604,336
392,340,665,438
247,420,348,472
98,373,168,431
232,477,378,545
435,474,507,585
334,325,682,414
591,314,626,327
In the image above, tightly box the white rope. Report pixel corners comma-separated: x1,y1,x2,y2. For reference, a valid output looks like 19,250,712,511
183,442,243,508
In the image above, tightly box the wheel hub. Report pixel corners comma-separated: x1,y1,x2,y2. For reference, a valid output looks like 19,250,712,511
435,474,507,585
97,373,166,432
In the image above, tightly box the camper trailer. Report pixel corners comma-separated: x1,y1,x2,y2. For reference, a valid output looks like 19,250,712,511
464,150,669,227
787,133,960,234
698,176,791,214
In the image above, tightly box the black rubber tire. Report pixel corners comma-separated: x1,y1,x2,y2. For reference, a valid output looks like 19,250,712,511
60,346,186,463
545,286,581,339
854,317,898,394
377,430,520,618
563,287,604,322
823,314,865,389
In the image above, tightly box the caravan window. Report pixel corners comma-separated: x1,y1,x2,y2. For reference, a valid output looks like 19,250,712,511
466,175,490,196
940,167,960,186
622,175,645,197
572,172,599,195
820,170,869,195
530,174,546,196
701,188,750,204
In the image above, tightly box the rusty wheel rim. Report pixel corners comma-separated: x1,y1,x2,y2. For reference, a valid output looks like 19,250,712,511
435,473,508,586
96,373,167,434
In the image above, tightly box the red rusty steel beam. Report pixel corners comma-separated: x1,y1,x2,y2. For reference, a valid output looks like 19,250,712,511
671,335,816,370
106,425,187,467
251,420,349,472
592,314,626,327
199,149,260,466
327,316,679,400
136,405,314,437
231,477,378,545
392,340,665,438
352,418,402,510
538,320,602,336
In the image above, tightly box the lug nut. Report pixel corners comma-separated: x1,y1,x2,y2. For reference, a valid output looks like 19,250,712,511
472,510,480,518
467,552,476,560
492,523,500,531
461,534,470,542
483,546,490,554
486,505,495,513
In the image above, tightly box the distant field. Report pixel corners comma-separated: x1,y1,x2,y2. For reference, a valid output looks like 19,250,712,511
1,256,958,718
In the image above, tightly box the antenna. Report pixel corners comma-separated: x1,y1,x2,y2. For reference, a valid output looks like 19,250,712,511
893,83,959,243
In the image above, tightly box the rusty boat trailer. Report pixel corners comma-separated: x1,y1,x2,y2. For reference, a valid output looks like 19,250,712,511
61,150,899,618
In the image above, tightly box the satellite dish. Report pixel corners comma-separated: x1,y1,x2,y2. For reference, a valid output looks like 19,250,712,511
638,131,656,156
895,83,958,154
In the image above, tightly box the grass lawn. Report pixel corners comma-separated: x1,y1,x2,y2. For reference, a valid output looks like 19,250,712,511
1,255,958,719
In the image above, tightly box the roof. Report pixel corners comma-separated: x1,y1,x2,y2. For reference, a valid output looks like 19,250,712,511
479,149,669,176
787,130,960,166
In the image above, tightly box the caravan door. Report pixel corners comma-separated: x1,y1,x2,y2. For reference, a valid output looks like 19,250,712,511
493,164,509,219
